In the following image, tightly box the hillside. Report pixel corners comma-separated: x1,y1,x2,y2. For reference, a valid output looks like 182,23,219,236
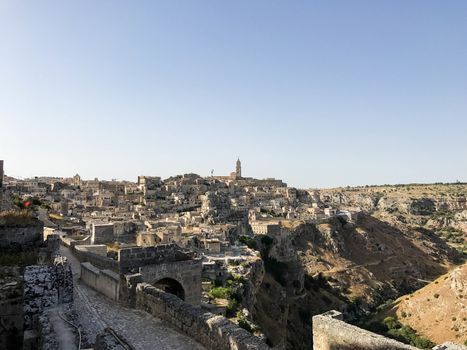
383,263,467,346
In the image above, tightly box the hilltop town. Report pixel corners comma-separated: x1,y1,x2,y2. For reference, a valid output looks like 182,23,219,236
0,159,466,350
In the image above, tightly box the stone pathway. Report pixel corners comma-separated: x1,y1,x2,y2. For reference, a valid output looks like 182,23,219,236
48,307,77,350
60,245,205,350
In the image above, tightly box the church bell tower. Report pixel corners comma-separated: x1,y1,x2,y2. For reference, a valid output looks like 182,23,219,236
236,158,242,179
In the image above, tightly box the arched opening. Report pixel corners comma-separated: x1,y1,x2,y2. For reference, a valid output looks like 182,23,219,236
153,278,185,300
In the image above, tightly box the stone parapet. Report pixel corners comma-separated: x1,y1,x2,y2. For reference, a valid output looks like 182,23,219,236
80,262,120,301
136,283,270,350
312,312,418,350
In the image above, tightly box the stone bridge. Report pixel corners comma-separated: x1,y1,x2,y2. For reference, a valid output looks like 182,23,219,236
75,243,202,305
139,259,201,305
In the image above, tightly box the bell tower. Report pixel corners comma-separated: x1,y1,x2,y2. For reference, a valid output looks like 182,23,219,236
236,158,242,179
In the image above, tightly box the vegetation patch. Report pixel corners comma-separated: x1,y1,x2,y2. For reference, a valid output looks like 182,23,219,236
238,235,257,250
368,317,435,349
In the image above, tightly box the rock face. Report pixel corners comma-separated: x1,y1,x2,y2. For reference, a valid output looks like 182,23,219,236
241,258,265,313
409,198,436,216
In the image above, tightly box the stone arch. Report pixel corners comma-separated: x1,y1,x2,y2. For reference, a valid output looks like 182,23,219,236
153,277,185,300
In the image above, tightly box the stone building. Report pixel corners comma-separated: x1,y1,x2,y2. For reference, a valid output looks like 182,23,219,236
91,222,115,244
0,159,4,188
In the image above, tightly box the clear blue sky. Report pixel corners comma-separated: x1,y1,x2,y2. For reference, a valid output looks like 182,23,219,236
1,1,466,188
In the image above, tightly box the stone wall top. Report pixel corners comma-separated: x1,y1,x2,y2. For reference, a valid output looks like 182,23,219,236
312,312,418,350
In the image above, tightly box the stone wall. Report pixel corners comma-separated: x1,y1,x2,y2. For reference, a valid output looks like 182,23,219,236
312,311,418,350
118,244,190,273
73,246,119,272
60,235,91,248
91,223,115,245
80,262,120,301
75,244,107,256
119,273,143,308
0,266,23,350
0,222,43,249
136,283,270,350
23,258,73,331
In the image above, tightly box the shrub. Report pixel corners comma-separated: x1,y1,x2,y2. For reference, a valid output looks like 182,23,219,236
383,317,400,330
209,287,230,299
434,293,440,299
238,318,252,333
225,299,238,317
381,317,434,348
239,235,257,250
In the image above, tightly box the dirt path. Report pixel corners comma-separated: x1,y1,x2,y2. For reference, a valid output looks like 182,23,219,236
60,245,205,350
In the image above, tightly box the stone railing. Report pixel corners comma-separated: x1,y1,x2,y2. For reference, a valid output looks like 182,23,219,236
136,283,270,350
80,262,120,301
73,246,119,272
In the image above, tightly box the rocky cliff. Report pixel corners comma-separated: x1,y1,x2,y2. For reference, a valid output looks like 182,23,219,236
248,211,461,349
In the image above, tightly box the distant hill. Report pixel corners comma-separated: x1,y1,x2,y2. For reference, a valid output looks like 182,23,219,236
318,183,467,256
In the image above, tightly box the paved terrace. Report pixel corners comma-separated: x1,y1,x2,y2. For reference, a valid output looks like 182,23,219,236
60,245,205,350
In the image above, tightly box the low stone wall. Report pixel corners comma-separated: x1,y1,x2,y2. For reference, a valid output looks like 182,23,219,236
75,244,108,256
136,283,269,350
60,235,91,248
312,311,418,350
73,246,119,272
81,262,120,301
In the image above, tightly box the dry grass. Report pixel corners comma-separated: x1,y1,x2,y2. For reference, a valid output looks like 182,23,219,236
106,242,121,252
0,210,34,226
